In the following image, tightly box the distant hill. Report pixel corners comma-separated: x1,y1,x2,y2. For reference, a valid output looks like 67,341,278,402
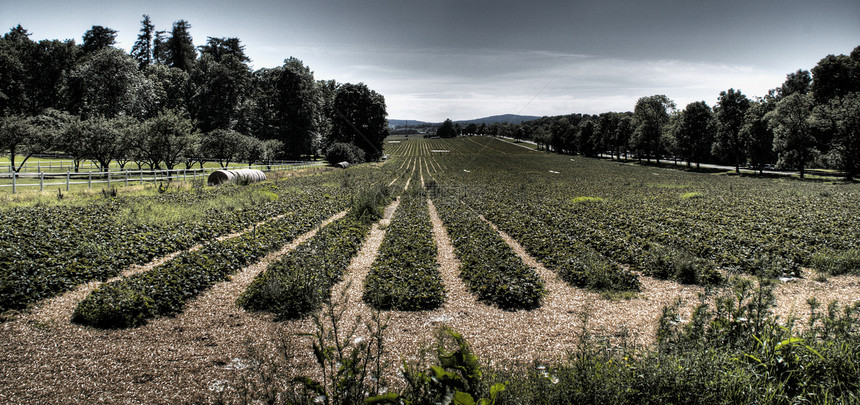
389,114,541,128
455,114,542,125
388,119,431,128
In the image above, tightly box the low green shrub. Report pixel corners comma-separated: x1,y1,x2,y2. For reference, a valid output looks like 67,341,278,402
640,243,723,286
325,142,366,165
237,212,372,319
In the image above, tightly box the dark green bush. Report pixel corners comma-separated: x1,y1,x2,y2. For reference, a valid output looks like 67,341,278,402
325,142,366,165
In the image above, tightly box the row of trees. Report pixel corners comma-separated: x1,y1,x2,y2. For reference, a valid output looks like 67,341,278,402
478,47,859,180
0,16,389,172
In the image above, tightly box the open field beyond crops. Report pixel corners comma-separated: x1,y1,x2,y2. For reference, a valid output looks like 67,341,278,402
1,136,859,404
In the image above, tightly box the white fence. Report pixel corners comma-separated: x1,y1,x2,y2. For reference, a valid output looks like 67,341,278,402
0,161,325,193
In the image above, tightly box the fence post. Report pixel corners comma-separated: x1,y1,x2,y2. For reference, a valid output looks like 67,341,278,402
37,162,40,172
140,169,143,184
40,172,44,192
107,171,111,188
125,169,128,186
88,172,92,189
11,170,15,194
66,170,70,191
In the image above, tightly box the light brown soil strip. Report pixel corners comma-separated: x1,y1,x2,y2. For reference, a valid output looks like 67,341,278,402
770,269,860,328
24,212,290,325
419,158,425,189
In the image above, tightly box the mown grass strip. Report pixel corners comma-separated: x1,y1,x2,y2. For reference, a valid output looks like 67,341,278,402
71,192,347,328
237,186,393,319
363,193,445,311
434,197,545,310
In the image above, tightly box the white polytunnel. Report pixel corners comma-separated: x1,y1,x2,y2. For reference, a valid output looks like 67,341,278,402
207,169,267,186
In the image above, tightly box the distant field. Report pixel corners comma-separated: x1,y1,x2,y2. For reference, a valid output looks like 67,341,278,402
1,136,858,403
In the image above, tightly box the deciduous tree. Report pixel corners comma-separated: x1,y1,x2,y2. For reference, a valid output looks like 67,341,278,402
741,100,776,174
437,119,456,138
714,88,751,173
66,48,154,119
674,101,714,168
812,93,860,179
139,110,195,170
768,93,815,178
632,95,674,163
330,82,388,161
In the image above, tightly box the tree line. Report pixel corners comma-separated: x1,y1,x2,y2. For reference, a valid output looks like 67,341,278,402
459,47,860,180
0,16,389,173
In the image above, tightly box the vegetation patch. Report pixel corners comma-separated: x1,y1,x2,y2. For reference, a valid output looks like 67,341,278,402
679,191,703,200
435,197,546,310
71,190,346,328
238,186,392,319
813,249,860,276
363,193,445,311
570,196,604,204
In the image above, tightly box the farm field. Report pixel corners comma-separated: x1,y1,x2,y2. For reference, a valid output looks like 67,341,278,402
1,136,859,403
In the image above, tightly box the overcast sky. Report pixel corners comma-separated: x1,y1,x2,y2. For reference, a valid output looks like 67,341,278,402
2,0,858,122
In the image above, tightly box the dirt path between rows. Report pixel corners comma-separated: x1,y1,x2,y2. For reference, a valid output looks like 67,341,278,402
0,210,347,404
22,213,293,326
2,191,859,403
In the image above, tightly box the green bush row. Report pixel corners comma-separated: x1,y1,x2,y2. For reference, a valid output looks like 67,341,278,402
237,186,393,319
363,193,445,311
71,191,346,328
435,197,546,310
473,202,641,292
0,181,320,314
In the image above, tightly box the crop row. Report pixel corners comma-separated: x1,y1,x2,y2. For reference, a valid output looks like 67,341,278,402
429,137,860,280
434,196,545,310
71,190,350,328
363,193,445,311
237,186,393,319
0,185,291,313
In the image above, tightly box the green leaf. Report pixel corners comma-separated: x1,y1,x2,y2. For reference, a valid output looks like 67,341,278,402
453,391,476,405
775,337,804,351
